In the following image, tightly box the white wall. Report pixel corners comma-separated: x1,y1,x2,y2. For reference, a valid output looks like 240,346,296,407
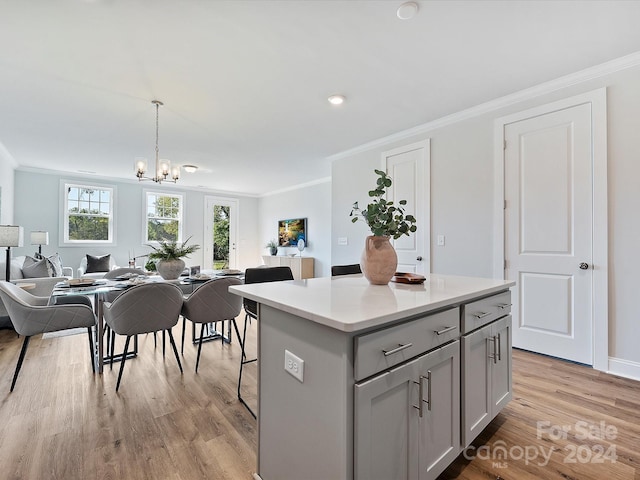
331,63,640,374
0,152,16,224
13,170,260,273
258,180,332,278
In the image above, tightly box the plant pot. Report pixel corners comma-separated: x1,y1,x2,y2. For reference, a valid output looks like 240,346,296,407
156,258,186,280
269,246,278,256
360,235,397,285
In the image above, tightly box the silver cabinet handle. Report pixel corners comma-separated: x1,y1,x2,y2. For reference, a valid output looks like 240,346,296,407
382,343,413,357
497,303,512,310
487,336,498,364
434,325,457,336
413,376,424,418
412,373,431,417
473,311,491,319
496,333,501,362
425,371,432,412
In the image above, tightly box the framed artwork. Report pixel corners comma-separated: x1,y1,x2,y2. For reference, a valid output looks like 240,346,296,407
278,218,307,247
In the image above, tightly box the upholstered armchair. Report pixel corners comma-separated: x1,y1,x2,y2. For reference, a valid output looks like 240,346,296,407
0,281,97,391
77,254,117,280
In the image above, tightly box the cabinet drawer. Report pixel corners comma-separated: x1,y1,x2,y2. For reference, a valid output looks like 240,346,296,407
354,307,459,381
461,291,511,334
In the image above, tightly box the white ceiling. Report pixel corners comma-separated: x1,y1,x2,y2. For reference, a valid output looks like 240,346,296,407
2,0,640,195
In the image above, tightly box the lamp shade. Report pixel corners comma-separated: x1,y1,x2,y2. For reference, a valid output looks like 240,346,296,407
30,231,49,246
0,225,24,247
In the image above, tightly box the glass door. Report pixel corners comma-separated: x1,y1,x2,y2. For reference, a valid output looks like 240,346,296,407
204,196,238,270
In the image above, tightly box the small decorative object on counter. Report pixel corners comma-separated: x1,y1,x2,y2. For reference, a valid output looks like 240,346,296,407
266,239,278,256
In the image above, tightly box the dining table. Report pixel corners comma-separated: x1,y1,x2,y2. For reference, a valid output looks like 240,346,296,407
50,271,244,373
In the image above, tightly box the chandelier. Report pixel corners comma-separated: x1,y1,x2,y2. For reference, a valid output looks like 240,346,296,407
135,100,180,184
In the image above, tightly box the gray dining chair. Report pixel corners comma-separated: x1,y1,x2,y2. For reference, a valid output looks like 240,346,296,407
181,277,243,373
102,282,184,391
331,263,362,276
0,281,97,391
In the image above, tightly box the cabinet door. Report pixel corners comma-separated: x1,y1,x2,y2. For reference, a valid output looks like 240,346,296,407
461,324,492,447
355,342,461,480
491,315,512,416
354,357,420,480
418,340,460,480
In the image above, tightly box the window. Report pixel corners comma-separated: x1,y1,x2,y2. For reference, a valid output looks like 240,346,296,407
145,191,184,243
63,183,114,244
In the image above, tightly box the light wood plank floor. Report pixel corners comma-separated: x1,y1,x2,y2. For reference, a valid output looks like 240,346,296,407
0,321,638,479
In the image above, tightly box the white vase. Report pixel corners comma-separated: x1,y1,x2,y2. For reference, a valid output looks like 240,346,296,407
156,258,185,280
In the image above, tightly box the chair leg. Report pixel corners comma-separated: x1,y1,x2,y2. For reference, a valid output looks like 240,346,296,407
167,329,183,373
153,332,157,348
195,323,205,373
231,319,246,360
162,330,166,357
87,327,95,374
10,336,31,392
181,317,186,354
238,313,257,419
110,330,116,371
115,336,131,392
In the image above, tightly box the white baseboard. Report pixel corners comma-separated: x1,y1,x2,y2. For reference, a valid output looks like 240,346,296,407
607,357,640,382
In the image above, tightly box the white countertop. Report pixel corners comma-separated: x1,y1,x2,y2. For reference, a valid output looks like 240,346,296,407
229,274,515,333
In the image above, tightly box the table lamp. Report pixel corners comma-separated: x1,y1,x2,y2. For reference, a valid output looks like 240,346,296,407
30,230,49,255
0,225,24,282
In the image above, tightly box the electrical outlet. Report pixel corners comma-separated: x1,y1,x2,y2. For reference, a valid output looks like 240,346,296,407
337,237,348,246
284,349,304,382
437,235,445,246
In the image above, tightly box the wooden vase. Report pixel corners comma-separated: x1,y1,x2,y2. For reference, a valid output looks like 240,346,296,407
360,235,397,285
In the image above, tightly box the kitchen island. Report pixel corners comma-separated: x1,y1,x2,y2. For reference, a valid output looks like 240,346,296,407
229,273,515,480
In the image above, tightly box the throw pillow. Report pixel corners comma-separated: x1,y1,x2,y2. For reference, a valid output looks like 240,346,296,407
22,256,51,278
46,253,64,277
86,254,111,273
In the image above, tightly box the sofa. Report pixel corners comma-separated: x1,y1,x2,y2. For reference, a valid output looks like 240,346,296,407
0,255,73,328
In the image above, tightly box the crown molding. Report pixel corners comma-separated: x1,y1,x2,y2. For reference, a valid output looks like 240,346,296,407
0,142,18,168
329,50,640,162
15,165,260,198
261,176,331,197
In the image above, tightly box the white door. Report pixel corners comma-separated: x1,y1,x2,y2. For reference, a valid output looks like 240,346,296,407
504,103,593,365
383,140,430,275
204,196,238,270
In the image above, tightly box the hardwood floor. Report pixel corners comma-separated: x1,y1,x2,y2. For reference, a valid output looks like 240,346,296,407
0,322,638,479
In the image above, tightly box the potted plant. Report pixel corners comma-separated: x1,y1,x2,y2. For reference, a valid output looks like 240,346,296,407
350,169,417,284
266,239,278,256
147,236,200,280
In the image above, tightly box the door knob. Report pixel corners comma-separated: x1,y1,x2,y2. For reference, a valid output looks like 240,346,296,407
416,256,423,261
579,262,589,270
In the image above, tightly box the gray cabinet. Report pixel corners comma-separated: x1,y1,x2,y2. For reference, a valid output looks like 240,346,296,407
355,340,460,480
461,314,512,447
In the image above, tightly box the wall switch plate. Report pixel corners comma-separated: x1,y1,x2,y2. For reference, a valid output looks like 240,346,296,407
337,237,348,246
437,235,445,246
284,349,304,382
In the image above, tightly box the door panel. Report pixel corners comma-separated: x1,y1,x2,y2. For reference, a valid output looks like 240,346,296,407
354,360,419,480
204,196,238,270
383,141,430,275
418,341,460,480
505,103,593,365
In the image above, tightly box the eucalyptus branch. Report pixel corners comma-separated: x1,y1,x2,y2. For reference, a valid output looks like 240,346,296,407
350,169,417,239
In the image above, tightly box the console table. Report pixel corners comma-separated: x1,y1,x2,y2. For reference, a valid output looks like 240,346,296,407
261,255,314,280
229,273,515,480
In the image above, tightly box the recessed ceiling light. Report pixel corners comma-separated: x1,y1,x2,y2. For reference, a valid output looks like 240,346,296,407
397,1,419,20
183,165,198,173
328,94,346,105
